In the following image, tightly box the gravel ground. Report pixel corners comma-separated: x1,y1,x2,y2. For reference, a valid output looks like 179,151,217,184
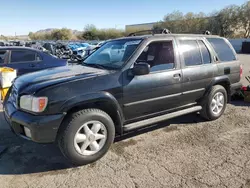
0,55,250,188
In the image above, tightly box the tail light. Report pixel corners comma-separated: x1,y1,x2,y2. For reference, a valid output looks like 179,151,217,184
240,64,243,79
242,86,247,91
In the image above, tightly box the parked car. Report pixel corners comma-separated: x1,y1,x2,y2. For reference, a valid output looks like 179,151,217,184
4,31,242,165
0,47,67,75
71,43,90,61
84,41,107,58
0,41,6,46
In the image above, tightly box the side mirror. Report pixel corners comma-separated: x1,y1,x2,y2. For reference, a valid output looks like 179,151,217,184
132,62,150,76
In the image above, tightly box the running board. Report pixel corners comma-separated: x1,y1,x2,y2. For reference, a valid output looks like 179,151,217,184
124,106,202,131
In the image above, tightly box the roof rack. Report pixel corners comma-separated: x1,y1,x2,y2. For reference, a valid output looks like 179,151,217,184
127,29,212,36
127,28,171,37
203,30,211,35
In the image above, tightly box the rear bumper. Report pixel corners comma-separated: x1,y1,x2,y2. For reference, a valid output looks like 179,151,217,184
230,82,242,95
4,101,65,143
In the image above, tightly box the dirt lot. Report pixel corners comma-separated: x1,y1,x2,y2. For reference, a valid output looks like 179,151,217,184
1,54,250,188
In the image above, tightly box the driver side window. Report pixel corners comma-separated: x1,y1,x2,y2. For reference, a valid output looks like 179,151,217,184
136,41,175,72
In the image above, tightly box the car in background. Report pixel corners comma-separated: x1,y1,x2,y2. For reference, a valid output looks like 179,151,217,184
83,41,108,59
0,47,67,75
0,41,6,46
70,43,90,61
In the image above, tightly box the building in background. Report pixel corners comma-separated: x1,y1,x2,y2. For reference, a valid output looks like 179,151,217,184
125,22,158,31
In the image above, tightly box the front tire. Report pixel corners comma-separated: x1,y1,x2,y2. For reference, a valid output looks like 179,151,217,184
200,85,227,120
58,109,115,165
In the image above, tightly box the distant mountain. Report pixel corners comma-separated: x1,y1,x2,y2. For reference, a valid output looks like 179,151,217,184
36,28,82,35
36,28,56,33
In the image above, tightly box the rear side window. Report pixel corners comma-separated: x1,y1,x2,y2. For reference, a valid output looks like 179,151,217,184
207,38,236,62
198,40,211,64
11,50,36,63
179,40,202,66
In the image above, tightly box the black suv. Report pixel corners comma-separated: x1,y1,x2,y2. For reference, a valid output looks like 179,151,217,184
4,32,242,165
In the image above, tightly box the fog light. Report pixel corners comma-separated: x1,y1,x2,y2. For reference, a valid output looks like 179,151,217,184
24,127,31,138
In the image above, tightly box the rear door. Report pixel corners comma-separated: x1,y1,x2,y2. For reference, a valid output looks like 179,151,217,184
177,37,218,105
8,50,42,75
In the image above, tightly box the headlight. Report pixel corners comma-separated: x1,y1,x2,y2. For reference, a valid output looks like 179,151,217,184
20,95,48,113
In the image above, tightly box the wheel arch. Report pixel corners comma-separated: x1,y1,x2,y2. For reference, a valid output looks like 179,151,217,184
59,92,124,135
203,76,231,103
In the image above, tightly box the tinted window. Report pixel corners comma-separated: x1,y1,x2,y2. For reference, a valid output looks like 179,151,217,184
207,38,236,62
0,51,7,64
11,50,36,63
198,40,211,64
137,41,175,72
179,40,202,66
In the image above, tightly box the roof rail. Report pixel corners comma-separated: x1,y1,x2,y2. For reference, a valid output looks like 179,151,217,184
127,28,171,37
127,29,211,36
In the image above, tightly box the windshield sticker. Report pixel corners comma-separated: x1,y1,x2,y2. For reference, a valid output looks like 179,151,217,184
125,40,141,46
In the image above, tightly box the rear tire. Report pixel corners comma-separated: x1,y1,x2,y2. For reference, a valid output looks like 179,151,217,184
200,85,227,120
58,108,115,166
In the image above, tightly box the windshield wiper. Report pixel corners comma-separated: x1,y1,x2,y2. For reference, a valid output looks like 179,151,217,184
82,62,105,70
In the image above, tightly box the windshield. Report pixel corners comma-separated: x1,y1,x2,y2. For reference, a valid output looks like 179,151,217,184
83,39,141,69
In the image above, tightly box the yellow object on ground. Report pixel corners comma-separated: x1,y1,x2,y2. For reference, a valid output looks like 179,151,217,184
0,88,9,101
0,67,17,89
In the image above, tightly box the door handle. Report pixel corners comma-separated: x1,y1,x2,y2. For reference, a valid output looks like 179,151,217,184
29,64,35,67
173,73,181,80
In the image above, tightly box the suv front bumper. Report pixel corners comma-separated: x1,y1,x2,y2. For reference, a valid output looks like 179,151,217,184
4,101,65,143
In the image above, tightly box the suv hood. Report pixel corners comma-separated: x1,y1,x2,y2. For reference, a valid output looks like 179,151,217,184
14,65,108,92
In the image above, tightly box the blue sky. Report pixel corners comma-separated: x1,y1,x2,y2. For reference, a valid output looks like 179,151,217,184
0,0,246,35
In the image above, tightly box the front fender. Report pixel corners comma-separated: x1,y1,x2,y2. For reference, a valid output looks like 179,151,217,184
60,91,124,133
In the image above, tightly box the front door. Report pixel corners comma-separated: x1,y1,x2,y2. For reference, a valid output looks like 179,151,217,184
122,39,183,122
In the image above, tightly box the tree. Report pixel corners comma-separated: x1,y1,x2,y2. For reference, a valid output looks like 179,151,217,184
81,24,99,40
163,11,184,22
0,35,8,40
51,28,72,40
214,5,241,37
238,1,250,38
157,11,209,34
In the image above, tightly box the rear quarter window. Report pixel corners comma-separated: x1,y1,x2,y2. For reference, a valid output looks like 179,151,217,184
207,38,236,62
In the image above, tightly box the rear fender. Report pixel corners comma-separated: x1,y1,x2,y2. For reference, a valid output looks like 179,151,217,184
202,75,230,102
